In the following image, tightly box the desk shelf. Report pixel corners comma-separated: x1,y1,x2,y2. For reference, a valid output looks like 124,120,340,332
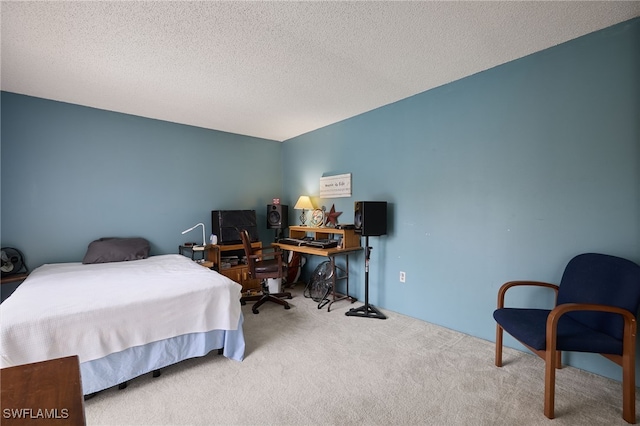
288,226,361,250
275,226,362,311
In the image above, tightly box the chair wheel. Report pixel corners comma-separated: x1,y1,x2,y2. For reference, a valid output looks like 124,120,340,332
287,295,293,299
252,309,259,314
285,305,291,309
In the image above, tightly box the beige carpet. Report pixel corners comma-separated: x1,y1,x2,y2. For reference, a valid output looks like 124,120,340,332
85,285,636,425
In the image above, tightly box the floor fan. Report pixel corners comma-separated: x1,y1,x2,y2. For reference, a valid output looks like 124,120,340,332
305,261,334,309
1,247,27,277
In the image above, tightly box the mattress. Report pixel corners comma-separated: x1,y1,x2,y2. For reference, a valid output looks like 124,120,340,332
0,254,244,368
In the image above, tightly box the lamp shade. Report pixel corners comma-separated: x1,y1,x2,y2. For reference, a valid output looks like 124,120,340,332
294,196,314,210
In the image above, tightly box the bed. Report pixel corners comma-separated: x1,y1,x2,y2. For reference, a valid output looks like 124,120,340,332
0,247,245,395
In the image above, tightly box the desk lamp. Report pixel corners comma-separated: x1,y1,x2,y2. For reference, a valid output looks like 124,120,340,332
294,196,314,226
182,222,206,249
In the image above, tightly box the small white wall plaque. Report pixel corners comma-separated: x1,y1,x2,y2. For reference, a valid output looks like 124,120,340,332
320,173,351,198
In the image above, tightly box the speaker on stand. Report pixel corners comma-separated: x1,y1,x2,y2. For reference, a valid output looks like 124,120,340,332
267,204,288,241
346,201,388,320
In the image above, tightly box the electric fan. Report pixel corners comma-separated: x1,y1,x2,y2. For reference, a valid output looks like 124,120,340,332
304,261,334,309
1,247,27,277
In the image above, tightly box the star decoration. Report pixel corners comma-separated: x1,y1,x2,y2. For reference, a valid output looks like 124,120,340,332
324,204,342,227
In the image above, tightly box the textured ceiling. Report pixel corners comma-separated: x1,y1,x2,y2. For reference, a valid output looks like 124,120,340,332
2,1,639,141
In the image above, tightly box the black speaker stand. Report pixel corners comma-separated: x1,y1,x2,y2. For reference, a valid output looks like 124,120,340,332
345,236,387,320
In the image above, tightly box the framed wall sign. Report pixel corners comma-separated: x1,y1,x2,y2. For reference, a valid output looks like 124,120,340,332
320,173,351,198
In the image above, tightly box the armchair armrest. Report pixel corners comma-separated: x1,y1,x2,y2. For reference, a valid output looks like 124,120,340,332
543,302,638,422
246,247,284,270
497,280,559,309
250,246,283,261
546,303,638,349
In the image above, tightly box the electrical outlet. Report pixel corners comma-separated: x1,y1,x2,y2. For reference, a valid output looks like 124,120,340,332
399,271,406,283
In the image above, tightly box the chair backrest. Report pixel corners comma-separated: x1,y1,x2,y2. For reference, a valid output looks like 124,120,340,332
557,253,640,340
239,228,254,258
239,228,258,279
239,227,282,280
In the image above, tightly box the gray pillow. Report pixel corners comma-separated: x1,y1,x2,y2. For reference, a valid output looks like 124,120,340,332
82,237,151,264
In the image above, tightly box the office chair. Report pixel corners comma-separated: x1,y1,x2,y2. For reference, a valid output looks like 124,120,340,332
493,253,640,423
239,229,292,314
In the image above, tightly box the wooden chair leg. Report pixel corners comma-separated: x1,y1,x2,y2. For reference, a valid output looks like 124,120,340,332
495,324,503,367
544,349,556,419
622,352,636,424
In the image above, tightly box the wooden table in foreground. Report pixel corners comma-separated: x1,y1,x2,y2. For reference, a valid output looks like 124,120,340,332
1,355,86,425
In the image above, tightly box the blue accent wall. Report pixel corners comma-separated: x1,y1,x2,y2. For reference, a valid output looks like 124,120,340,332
282,18,640,380
1,94,284,267
1,18,639,381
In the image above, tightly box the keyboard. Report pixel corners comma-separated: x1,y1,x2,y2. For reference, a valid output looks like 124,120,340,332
277,238,308,246
305,239,339,249
278,238,339,249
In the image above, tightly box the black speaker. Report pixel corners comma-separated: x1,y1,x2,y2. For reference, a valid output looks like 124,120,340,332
354,201,387,236
267,204,288,229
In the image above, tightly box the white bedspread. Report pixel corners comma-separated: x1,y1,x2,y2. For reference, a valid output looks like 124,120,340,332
0,254,242,367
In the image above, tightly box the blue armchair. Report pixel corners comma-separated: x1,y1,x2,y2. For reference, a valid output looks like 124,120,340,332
493,253,640,423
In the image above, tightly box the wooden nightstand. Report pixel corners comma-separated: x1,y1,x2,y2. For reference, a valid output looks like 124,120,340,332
1,273,29,285
1,273,29,303
196,260,215,269
178,245,217,269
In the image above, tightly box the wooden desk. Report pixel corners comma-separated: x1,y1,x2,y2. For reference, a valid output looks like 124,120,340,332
205,242,262,292
273,226,362,311
1,355,86,425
